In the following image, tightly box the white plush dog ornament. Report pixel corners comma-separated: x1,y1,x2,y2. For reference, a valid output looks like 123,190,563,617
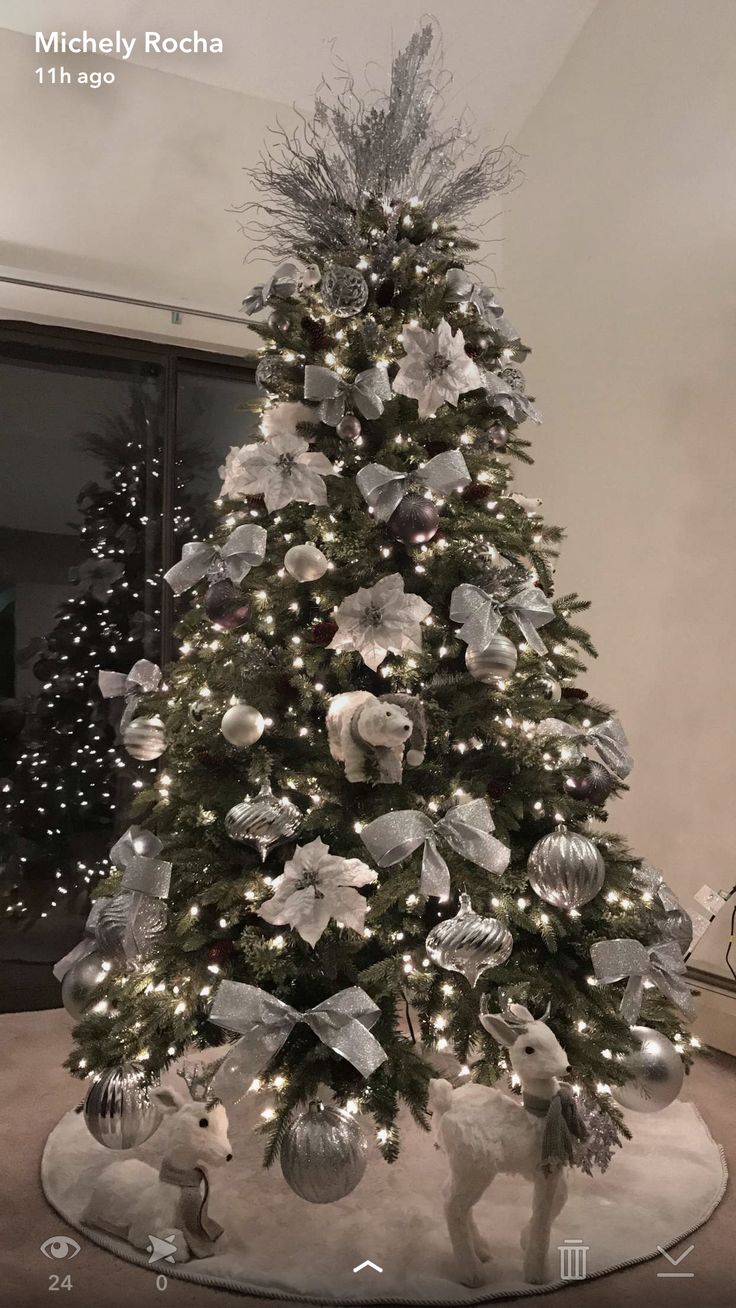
326,690,427,783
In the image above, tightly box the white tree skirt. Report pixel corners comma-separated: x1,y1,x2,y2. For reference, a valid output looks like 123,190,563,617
42,1091,726,1304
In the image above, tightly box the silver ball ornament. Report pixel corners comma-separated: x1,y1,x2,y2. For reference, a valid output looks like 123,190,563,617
220,704,265,747
528,824,605,910
122,716,166,761
426,892,513,987
659,907,694,954
336,414,362,441
611,1026,684,1113
225,780,302,861
466,635,518,682
321,265,369,318
84,1062,162,1150
61,950,107,1020
269,309,291,334
387,494,439,545
95,892,168,966
280,1100,368,1203
284,543,329,582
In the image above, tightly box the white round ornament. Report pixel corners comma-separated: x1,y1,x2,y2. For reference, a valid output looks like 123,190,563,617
220,704,265,747
284,543,329,583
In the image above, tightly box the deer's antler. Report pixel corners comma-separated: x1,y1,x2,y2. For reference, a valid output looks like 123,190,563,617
176,1056,225,1104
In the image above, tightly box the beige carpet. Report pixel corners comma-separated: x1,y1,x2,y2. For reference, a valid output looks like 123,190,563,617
1,1009,734,1308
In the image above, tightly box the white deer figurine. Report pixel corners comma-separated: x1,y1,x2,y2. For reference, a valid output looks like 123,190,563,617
429,1003,585,1287
84,1064,233,1262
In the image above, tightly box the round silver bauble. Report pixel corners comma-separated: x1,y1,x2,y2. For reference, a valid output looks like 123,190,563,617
611,1026,684,1113
465,635,518,682
527,824,605,910
571,761,615,805
95,892,168,966
280,1100,368,1203
220,703,265,747
320,265,369,318
269,309,291,334
540,675,562,703
336,414,362,441
255,354,290,392
204,578,251,630
426,892,513,987
225,780,302,862
83,1062,162,1150
387,494,440,545
61,950,107,1021
122,716,166,761
284,543,329,583
658,907,694,955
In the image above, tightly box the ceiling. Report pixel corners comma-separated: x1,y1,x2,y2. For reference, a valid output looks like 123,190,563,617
2,0,598,138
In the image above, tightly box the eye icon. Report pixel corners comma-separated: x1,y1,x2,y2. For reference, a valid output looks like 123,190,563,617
40,1237,81,1260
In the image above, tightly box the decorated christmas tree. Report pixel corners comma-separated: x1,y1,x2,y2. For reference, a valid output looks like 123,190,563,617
64,28,697,1215
1,391,199,918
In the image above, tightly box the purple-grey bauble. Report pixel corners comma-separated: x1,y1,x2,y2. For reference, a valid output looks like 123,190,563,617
465,635,518,682
204,579,252,630
527,824,605,910
336,414,362,441
280,1100,368,1203
572,760,615,805
387,494,439,545
84,1062,162,1150
486,423,509,451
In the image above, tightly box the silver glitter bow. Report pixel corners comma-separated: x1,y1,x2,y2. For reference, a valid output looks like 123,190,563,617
356,450,470,522
164,526,267,595
450,580,554,656
53,826,171,980
98,658,162,729
209,981,387,1082
304,364,392,425
445,268,504,327
537,717,633,780
242,261,303,316
360,799,510,899
632,862,682,914
590,938,695,1024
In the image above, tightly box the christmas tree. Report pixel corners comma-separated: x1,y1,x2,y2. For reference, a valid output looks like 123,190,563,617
1,390,200,918
66,28,696,1175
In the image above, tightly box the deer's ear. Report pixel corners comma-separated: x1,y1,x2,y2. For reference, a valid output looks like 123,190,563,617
508,1003,535,1023
150,1085,187,1114
479,1012,518,1047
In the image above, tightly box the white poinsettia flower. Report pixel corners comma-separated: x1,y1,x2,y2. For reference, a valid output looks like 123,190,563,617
392,317,483,418
329,572,432,671
261,401,316,440
258,837,377,947
218,432,337,513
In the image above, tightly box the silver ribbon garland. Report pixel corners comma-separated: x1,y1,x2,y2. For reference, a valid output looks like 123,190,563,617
164,525,267,596
360,799,510,899
590,938,695,1024
450,581,554,656
356,450,470,522
53,826,171,980
304,364,392,425
445,268,504,327
242,261,303,316
209,981,388,1080
98,658,162,729
537,717,633,780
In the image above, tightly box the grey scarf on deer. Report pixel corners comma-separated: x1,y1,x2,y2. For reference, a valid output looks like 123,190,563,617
158,1160,224,1258
523,1085,588,1173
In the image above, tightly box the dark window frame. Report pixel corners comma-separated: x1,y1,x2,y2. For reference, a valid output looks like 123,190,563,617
0,320,257,663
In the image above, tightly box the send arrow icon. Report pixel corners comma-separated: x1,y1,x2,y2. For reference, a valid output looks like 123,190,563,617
353,1260,383,1275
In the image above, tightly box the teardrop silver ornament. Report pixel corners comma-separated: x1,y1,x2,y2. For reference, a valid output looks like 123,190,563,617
425,892,513,986
225,781,303,861
527,824,605,910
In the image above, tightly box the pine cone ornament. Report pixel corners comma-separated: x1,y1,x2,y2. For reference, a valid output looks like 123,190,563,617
462,481,491,503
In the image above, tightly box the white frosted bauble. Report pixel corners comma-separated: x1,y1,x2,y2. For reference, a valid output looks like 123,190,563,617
220,704,265,747
284,543,329,583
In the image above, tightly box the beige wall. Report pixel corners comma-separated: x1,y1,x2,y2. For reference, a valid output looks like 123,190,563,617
504,0,736,986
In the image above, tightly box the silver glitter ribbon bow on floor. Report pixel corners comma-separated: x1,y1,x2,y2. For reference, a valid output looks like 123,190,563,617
209,981,388,1083
360,799,510,899
98,658,162,729
304,363,392,425
164,525,267,595
450,580,554,656
445,268,504,328
53,826,171,980
356,450,470,521
590,938,695,1023
242,261,304,316
537,717,633,779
